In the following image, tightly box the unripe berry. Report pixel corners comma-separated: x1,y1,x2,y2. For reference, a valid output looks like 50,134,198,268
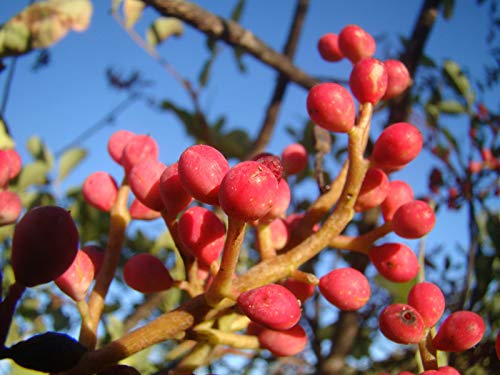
317,33,343,62
159,162,193,216
121,134,159,172
82,171,118,212
281,143,308,175
107,129,136,164
178,145,230,205
306,83,356,133
381,180,414,221
284,278,315,303
407,282,445,328
123,253,174,293
383,60,411,100
354,167,389,212
319,267,370,311
379,303,426,344
12,206,79,287
338,24,376,64
349,58,388,104
0,190,22,225
432,311,485,352
55,249,94,301
128,159,166,211
257,323,308,357
177,206,226,266
372,122,423,170
237,284,301,330
219,161,279,222
129,199,161,221
392,200,436,239
369,243,419,283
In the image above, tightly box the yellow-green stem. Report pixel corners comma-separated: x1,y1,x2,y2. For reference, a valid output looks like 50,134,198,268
330,221,393,254
256,222,276,260
418,328,438,370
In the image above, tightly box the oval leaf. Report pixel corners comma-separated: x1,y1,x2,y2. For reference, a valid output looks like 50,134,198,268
146,17,184,48
438,100,466,115
17,161,50,190
58,147,87,181
7,332,87,372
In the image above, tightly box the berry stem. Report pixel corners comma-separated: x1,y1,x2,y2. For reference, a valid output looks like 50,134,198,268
81,178,131,349
330,221,393,253
290,269,319,285
418,329,438,370
255,222,276,260
76,300,94,350
205,218,246,306
0,281,25,346
195,328,259,349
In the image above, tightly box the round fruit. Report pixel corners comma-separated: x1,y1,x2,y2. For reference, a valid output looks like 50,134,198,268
128,159,166,211
354,167,390,212
379,303,426,344
381,180,414,221
55,249,94,301
257,323,308,357
317,33,343,62
123,253,174,294
407,282,445,328
369,243,419,283
281,143,308,175
383,59,411,100
159,162,193,216
349,58,388,104
338,24,376,64
319,267,370,310
392,200,436,239
432,311,485,352
82,171,118,212
107,129,136,164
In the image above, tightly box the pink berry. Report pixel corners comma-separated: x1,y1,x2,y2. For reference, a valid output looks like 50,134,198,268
338,24,376,64
306,83,356,133
107,130,136,164
0,190,22,225
269,218,289,250
383,60,411,100
82,171,118,212
496,330,500,360
437,366,461,375
123,253,174,293
159,162,193,216
317,33,343,62
349,58,388,104
252,153,283,182
177,206,226,266
354,167,390,212
219,161,279,222
319,267,370,311
281,143,308,175
4,148,22,179
372,122,423,170
81,245,104,277
369,243,419,283
11,206,79,287
392,200,436,239
237,284,301,330
178,145,230,205
432,311,485,352
257,323,308,357
129,199,161,221
128,159,166,211
284,278,315,303
381,180,414,221
55,249,94,301
121,134,159,172
379,303,426,344
0,150,11,187
407,282,445,328
260,178,291,223
420,371,441,375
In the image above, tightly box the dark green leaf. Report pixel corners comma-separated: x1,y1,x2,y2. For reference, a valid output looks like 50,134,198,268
7,332,87,372
198,54,216,87
442,0,455,19
232,46,247,73
230,0,246,22
443,60,475,105
438,100,466,114
216,129,251,159
160,100,204,140
440,126,459,151
486,212,500,257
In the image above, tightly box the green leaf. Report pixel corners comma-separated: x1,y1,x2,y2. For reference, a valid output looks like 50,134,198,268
0,117,15,148
216,129,251,159
443,60,475,106
438,100,466,114
230,0,246,22
123,0,145,29
146,17,184,48
375,275,417,303
232,46,247,73
440,126,459,151
442,0,455,19
57,147,87,181
198,54,216,87
17,161,50,190
0,20,30,57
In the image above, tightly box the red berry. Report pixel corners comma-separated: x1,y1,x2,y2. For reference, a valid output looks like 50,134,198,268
260,178,291,223
354,167,390,212
128,159,166,211
383,60,411,100
123,253,174,293
369,243,419,283
338,24,376,64
281,143,308,175
268,218,289,250
11,206,79,287
0,190,22,225
219,161,279,222
317,33,343,62
284,278,315,303
129,199,161,221
178,145,230,205
81,245,104,277
319,267,370,310
55,249,94,301
379,303,426,344
0,150,11,187
437,366,461,375
159,162,193,216
372,122,423,170
432,311,485,352
252,153,283,182
257,323,308,357
121,134,159,172
381,180,414,221
177,206,226,266
495,330,500,360
4,148,22,179
306,83,356,133
107,130,136,164
420,371,441,375
237,284,301,330
407,282,445,328
392,200,436,239
349,58,388,105
82,171,118,212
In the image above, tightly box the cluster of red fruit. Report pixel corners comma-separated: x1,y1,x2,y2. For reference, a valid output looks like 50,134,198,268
0,148,22,226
